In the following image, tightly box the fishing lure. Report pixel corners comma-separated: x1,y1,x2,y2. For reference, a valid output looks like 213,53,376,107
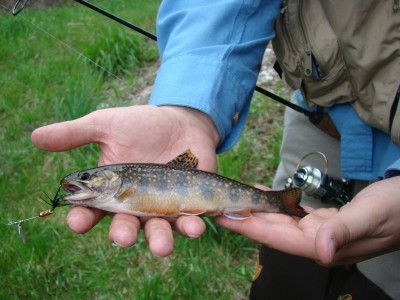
4,186,68,242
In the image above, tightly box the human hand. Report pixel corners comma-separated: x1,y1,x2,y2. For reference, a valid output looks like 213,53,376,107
31,105,220,256
217,177,400,266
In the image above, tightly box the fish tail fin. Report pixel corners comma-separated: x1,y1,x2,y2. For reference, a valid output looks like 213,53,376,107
278,188,308,218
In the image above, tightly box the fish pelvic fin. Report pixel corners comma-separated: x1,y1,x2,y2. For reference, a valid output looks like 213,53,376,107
167,149,199,169
223,208,252,220
278,188,307,218
180,209,207,216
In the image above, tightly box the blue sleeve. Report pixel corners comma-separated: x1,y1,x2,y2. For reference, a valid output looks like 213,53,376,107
385,159,400,178
149,0,282,152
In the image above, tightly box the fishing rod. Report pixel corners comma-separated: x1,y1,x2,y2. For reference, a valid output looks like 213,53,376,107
73,0,157,42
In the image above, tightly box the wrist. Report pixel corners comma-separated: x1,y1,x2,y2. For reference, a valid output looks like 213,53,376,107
159,105,221,149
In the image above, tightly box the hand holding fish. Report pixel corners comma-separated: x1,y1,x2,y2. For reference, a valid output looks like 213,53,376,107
218,177,400,266
31,105,220,256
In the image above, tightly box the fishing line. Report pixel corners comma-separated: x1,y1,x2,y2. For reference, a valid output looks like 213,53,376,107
0,2,123,81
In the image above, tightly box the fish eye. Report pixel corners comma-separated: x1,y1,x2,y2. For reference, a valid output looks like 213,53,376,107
80,172,91,181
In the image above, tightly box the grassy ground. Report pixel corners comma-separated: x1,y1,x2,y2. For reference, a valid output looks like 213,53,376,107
0,1,289,299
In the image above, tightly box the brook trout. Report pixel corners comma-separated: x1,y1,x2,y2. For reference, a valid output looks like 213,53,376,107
60,150,306,219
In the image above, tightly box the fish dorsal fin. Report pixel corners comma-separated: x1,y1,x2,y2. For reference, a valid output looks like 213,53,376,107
167,149,199,169
223,208,252,220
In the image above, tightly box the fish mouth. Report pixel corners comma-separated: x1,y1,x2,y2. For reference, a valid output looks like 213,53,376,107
61,180,98,204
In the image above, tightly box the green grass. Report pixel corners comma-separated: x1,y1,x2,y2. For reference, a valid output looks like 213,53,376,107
0,1,288,299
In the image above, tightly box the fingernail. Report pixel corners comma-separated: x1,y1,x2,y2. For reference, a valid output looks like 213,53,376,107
187,234,200,239
186,229,201,239
112,241,122,247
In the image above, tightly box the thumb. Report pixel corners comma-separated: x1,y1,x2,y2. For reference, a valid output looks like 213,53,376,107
315,207,370,266
31,112,100,152
315,219,346,265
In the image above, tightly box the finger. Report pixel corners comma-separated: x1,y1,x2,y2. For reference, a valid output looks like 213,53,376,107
109,214,141,248
174,216,206,238
31,111,100,151
66,206,106,233
143,218,174,257
216,214,315,258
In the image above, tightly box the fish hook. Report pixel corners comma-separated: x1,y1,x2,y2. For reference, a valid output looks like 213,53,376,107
4,186,67,242
12,0,28,16
4,217,36,243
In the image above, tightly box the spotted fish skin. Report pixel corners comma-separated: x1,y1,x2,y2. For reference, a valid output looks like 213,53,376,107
61,163,306,219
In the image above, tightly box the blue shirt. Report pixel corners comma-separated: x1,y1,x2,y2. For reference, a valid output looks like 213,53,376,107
149,0,400,181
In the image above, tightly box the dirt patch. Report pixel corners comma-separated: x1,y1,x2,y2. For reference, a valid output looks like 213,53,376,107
127,60,159,105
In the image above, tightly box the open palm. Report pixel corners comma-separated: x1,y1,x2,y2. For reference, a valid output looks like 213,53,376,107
31,105,219,256
218,177,400,266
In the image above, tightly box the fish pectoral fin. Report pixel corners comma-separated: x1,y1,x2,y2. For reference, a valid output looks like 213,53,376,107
180,209,207,216
166,149,199,169
223,208,252,220
115,188,134,202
